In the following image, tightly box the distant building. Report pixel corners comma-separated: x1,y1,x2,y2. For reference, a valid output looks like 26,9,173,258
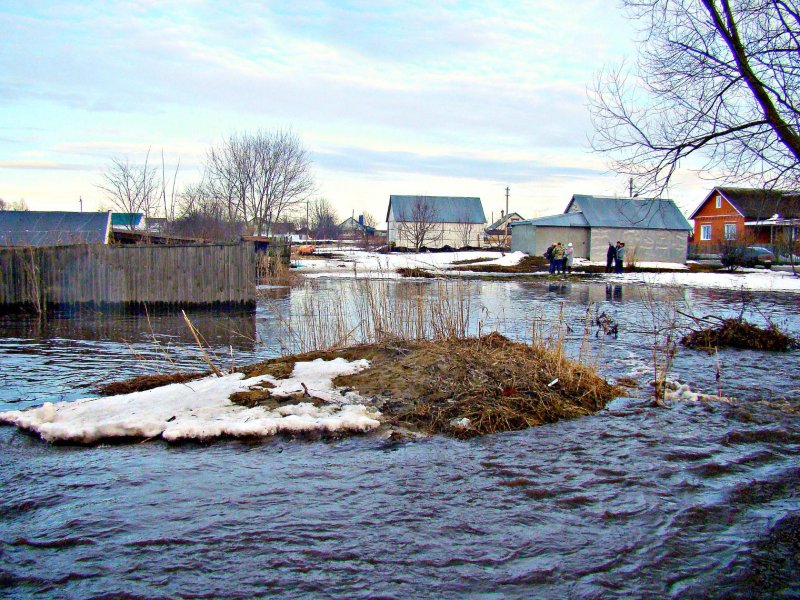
339,215,376,239
386,195,486,249
511,195,691,263
484,211,525,247
0,210,112,247
689,187,800,247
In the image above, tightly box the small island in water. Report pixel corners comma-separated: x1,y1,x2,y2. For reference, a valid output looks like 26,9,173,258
0,333,620,444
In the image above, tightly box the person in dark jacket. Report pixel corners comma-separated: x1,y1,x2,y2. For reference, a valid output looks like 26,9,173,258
615,242,626,273
545,243,557,274
606,242,616,273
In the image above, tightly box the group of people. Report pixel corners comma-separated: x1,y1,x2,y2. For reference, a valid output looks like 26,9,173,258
606,241,627,274
544,241,574,274
545,240,627,275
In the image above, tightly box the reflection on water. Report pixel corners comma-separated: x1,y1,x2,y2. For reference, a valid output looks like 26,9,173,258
1,279,799,597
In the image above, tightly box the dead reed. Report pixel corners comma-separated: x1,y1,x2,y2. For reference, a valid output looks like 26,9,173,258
277,276,476,354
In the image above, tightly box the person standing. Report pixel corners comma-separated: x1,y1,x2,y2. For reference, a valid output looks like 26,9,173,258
546,243,556,274
615,242,626,273
565,242,574,273
606,242,616,273
552,242,566,274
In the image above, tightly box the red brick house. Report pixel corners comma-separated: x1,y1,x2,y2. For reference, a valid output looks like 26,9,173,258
689,187,800,247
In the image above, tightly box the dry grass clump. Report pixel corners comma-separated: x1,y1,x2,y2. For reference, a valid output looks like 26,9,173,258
449,255,546,273
681,318,798,351
396,267,436,278
334,332,619,439
98,371,207,395
450,257,496,265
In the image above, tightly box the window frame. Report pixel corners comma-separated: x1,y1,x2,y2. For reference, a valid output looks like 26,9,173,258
715,196,722,209
724,223,737,240
700,224,712,241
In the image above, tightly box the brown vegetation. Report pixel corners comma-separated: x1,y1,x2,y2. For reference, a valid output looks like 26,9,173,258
238,333,619,439
396,267,436,278
98,372,207,395
449,255,546,273
681,318,798,352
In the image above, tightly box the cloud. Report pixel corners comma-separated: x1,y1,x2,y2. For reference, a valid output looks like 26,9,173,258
312,146,604,183
0,160,95,171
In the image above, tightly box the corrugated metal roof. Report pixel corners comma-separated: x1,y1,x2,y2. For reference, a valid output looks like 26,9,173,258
388,195,486,224
566,195,691,231
511,212,589,228
0,211,111,247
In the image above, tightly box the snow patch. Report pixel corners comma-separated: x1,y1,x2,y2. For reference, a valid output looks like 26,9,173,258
0,358,380,444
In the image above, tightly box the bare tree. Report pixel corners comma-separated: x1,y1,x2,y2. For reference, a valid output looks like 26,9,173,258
203,130,314,235
309,198,340,240
96,151,159,228
590,0,800,195
0,198,28,211
397,196,443,251
453,209,479,249
358,212,379,248
160,149,180,224
170,182,241,241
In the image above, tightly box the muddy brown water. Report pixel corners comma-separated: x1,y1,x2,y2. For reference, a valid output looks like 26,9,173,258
1,279,799,598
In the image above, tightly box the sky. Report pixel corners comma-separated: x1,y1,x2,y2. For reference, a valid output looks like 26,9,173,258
0,1,712,224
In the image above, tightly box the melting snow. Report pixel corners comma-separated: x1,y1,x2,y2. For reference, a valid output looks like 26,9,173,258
0,358,380,444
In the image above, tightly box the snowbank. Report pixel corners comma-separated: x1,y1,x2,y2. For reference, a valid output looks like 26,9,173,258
296,249,800,292
0,358,381,444
296,250,523,278
605,269,800,292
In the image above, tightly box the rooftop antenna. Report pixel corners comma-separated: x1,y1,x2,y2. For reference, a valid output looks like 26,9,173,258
505,186,510,217
79,196,83,212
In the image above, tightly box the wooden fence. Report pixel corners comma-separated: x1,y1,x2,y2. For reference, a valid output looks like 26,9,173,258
0,243,256,312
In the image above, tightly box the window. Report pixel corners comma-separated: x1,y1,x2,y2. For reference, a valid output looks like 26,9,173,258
724,223,737,240
715,196,722,209
700,224,712,241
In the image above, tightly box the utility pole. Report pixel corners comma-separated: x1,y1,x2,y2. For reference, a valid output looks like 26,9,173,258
79,196,83,212
629,177,634,197
505,186,509,218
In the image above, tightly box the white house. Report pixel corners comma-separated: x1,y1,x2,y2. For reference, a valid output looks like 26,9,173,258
386,195,486,249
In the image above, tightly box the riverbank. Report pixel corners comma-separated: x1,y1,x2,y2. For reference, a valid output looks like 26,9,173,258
294,249,800,292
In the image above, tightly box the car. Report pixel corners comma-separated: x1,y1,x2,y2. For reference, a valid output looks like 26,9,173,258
741,246,774,268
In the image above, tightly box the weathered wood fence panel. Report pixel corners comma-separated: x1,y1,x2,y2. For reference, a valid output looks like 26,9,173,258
0,243,256,312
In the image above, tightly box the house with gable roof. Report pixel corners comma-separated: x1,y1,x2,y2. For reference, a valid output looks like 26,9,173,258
689,187,800,248
510,195,691,263
387,195,486,249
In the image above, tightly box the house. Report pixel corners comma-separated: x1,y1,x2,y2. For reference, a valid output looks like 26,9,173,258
0,210,112,247
510,195,692,263
484,211,525,246
111,212,145,230
339,215,376,239
689,187,800,247
386,195,486,249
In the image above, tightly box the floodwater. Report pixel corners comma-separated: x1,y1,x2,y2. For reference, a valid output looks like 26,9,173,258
1,279,799,598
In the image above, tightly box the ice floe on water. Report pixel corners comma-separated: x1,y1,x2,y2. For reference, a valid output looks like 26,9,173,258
0,358,381,444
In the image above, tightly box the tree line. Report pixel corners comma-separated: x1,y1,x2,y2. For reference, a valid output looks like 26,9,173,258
96,129,375,241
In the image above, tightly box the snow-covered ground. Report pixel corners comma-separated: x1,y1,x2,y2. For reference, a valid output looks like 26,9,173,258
295,250,527,278
0,358,381,444
294,249,800,292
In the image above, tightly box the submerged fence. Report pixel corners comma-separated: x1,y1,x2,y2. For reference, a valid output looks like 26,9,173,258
0,243,256,312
